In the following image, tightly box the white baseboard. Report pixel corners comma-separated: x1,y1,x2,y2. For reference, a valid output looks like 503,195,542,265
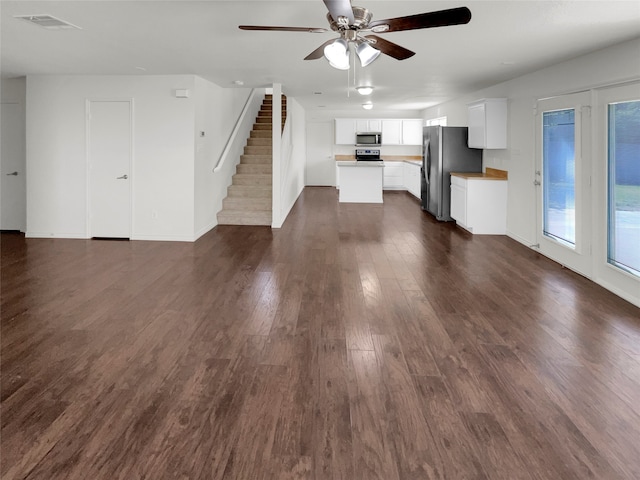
506,230,535,247
194,220,217,241
25,232,88,239
131,234,195,242
507,230,639,307
593,278,640,308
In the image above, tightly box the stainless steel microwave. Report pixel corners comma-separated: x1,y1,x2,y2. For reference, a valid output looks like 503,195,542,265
356,132,382,146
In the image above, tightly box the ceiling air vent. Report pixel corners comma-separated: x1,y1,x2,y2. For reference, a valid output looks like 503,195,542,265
14,14,81,30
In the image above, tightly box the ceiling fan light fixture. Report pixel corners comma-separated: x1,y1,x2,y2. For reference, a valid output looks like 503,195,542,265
324,38,350,70
356,42,381,67
356,86,374,95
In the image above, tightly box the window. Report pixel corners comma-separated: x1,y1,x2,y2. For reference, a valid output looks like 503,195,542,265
608,100,640,277
542,109,576,246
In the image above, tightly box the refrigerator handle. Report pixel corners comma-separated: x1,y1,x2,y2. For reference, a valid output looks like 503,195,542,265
425,139,431,184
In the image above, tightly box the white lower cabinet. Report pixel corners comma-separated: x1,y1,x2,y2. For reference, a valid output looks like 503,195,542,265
450,175,508,234
383,162,404,189
403,162,421,198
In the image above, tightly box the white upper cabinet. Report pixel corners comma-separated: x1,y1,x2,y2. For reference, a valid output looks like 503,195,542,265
381,120,402,145
335,119,357,145
356,119,381,132
401,119,423,145
467,98,508,149
336,118,423,145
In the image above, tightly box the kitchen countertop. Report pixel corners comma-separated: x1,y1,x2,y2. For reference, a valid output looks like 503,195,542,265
451,167,508,180
336,160,383,167
404,160,421,166
335,155,422,162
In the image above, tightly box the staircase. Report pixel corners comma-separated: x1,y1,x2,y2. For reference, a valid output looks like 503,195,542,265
217,94,286,226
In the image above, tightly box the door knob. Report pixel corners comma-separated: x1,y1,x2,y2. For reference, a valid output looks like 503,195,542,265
116,174,128,180
5,171,18,176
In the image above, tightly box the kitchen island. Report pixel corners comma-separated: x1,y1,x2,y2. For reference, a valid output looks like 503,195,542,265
336,161,384,203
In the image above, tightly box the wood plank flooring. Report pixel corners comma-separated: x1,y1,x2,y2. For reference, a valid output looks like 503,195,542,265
2,187,640,479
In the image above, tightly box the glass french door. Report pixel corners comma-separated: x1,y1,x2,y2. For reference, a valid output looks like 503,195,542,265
536,92,592,276
607,99,640,278
593,82,640,305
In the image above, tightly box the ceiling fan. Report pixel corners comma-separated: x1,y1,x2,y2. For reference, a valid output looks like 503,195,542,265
239,0,472,69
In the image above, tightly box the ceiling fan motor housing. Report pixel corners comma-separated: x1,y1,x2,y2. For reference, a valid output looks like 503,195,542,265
327,7,372,31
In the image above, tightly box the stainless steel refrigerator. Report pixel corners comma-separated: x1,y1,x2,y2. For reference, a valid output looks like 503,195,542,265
421,126,483,221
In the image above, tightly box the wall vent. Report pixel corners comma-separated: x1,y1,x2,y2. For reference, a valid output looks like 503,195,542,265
14,14,81,30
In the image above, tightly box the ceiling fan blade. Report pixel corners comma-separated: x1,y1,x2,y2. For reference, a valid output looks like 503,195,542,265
304,39,337,60
364,35,415,60
323,0,355,25
368,6,471,33
239,25,328,33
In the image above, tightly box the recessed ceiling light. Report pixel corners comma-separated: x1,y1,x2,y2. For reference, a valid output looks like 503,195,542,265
362,103,373,110
356,86,374,96
135,66,147,72
233,80,244,86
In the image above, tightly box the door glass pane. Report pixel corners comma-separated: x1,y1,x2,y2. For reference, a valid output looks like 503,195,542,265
608,100,640,277
543,109,576,246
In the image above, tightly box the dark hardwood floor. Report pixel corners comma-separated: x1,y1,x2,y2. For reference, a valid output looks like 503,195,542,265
2,187,640,480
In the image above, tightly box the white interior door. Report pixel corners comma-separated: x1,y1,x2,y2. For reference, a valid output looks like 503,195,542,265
88,100,132,238
1,103,26,231
535,91,592,276
306,121,335,186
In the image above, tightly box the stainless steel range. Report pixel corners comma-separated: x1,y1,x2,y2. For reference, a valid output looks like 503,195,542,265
355,148,381,161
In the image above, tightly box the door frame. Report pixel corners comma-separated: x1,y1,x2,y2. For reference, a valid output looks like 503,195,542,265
305,120,335,186
1,101,26,231
85,98,134,238
535,91,592,277
592,81,640,304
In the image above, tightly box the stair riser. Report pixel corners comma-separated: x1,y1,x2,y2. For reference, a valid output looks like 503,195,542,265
247,138,272,147
223,198,272,211
233,175,272,186
250,130,272,138
227,186,272,198
217,212,272,226
244,146,271,155
240,155,271,164
253,124,272,131
237,164,272,174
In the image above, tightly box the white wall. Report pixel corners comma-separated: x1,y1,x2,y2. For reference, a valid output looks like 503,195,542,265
1,77,26,103
24,74,254,242
26,75,197,240
193,77,252,238
275,95,306,228
421,38,640,305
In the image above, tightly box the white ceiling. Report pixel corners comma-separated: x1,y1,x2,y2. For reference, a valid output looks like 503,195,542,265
2,1,640,113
